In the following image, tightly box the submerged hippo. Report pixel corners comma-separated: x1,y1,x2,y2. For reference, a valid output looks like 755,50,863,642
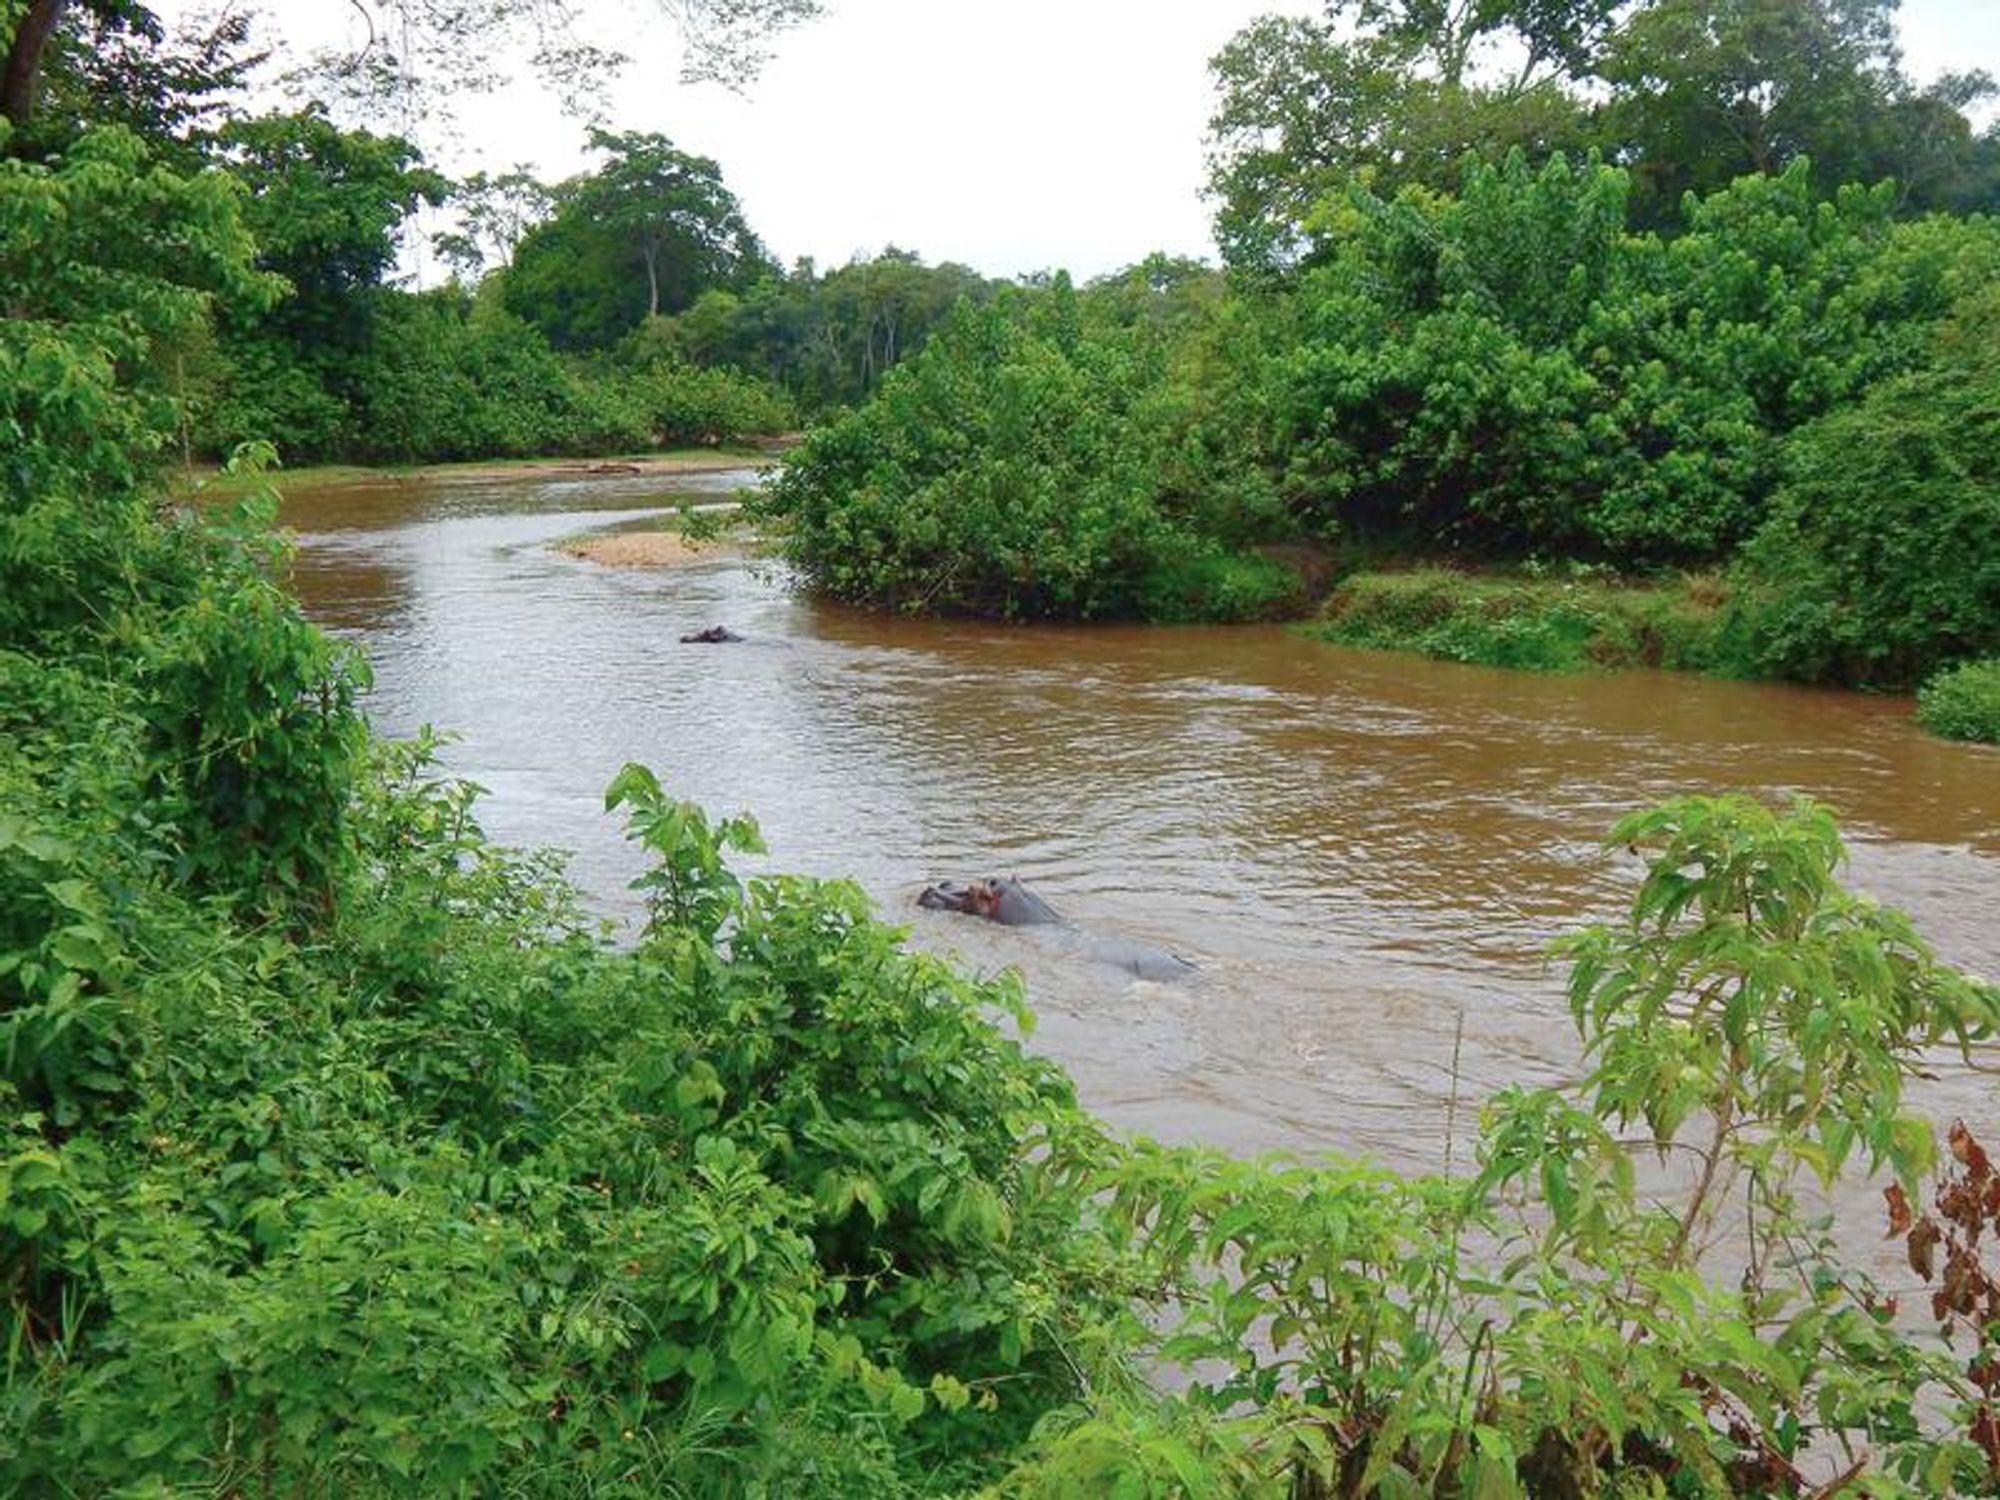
680,625,745,644
918,877,1197,984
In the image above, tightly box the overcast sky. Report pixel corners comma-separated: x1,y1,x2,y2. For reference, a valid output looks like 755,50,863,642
180,0,2000,282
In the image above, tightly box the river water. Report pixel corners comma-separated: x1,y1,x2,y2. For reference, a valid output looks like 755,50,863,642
282,467,2000,1208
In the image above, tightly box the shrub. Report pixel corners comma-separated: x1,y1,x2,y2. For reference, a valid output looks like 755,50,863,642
1135,547,1303,623
1277,155,1997,565
622,358,794,445
1729,286,2000,687
764,294,1208,620
1917,659,2000,743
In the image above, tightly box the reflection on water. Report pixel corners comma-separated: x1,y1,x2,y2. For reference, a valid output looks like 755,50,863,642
281,469,2000,1226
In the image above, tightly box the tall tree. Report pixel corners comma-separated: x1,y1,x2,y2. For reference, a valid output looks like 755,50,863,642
1206,0,1615,272
213,107,445,345
504,129,766,347
2,0,72,131
1594,0,1973,218
432,167,557,281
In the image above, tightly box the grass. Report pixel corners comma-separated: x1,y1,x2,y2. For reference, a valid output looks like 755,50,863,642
1916,659,2000,744
1306,565,1738,675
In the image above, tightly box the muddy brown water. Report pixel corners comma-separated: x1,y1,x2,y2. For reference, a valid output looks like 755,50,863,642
283,467,2000,1285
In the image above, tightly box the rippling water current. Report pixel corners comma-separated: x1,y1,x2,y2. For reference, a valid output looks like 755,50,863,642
284,467,2000,1263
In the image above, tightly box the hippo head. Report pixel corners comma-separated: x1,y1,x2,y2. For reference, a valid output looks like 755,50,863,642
917,879,1004,919
917,877,1060,927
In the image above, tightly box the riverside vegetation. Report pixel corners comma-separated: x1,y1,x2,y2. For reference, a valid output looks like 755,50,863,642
12,1,2000,1494
13,0,1997,726
763,157,2000,732
752,0,2000,736
16,111,2000,1500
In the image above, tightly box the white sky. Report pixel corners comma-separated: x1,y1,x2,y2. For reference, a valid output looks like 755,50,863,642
176,0,2000,282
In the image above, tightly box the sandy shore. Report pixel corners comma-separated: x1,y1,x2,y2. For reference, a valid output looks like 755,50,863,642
557,529,730,568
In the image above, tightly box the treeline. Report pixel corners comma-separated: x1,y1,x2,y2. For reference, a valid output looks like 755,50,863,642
765,0,2000,708
1207,0,2000,270
10,8,996,468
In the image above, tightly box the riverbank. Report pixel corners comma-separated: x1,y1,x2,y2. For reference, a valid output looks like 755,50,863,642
1306,565,1740,675
1302,566,2000,745
185,444,785,498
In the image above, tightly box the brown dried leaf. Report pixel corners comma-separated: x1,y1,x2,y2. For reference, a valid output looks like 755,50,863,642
1953,1120,1994,1180
1911,1218,1944,1280
1887,1182,1914,1237
1945,1181,1984,1233
1974,1404,2000,1468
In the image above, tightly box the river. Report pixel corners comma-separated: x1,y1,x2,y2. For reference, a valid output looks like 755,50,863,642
281,466,2000,1209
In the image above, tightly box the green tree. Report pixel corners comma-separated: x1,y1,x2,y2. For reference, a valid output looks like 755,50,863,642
505,129,767,349
1730,283,2000,686
1206,0,1611,272
213,108,445,347
193,109,445,461
1271,152,1994,562
3,1,263,160
432,166,556,281
1598,0,1998,222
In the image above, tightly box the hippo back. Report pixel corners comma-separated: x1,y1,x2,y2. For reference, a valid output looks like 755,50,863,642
990,878,1062,927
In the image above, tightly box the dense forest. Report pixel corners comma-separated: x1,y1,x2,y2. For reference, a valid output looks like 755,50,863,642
7,0,2000,1495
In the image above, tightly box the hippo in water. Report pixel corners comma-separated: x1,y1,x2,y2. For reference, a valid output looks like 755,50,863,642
680,625,745,644
918,877,1197,984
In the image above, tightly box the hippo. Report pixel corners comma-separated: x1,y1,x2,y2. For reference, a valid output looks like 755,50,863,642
918,877,1197,984
680,625,746,644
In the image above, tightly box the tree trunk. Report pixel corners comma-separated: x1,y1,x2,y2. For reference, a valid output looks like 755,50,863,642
2,0,71,133
642,243,660,318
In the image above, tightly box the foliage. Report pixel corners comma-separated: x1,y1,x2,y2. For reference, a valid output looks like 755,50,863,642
641,249,997,412
212,107,446,349
505,129,769,350
1598,0,2000,225
1206,0,1605,273
761,288,1292,621
1206,0,2000,274
1034,796,2000,1497
1274,153,1998,565
432,165,556,279
15,1,265,162
1313,567,1733,674
1916,660,2000,745
1727,285,2000,688
22,25,2000,1496
0,122,270,649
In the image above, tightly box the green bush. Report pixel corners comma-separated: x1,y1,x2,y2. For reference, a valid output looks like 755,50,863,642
1728,286,2000,688
1277,155,1997,565
1135,547,1303,623
622,357,794,446
1917,659,2000,743
764,292,1217,620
